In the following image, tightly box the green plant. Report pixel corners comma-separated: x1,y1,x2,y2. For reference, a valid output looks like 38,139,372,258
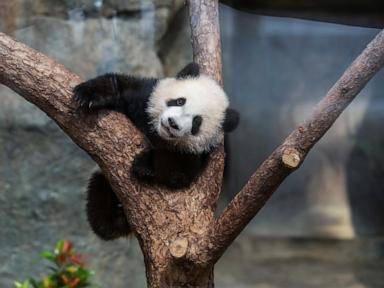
14,240,97,288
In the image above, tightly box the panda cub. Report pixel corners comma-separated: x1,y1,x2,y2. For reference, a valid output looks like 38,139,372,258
73,62,239,240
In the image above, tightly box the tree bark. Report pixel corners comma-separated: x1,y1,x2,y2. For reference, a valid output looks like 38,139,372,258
187,0,223,85
1,2,384,287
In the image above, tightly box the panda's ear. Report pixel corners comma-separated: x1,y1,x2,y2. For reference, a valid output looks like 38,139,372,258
223,108,240,132
176,62,200,79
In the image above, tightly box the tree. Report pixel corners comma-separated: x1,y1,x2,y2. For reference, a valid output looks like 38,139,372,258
0,0,383,287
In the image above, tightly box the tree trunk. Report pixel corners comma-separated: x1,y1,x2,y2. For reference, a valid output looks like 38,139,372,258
144,257,214,287
135,2,224,286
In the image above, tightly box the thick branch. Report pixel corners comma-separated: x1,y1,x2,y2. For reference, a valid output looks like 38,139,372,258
209,29,384,261
185,0,226,267
0,32,144,180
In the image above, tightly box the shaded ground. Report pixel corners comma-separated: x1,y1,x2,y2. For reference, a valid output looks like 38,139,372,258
215,236,384,288
3,233,383,287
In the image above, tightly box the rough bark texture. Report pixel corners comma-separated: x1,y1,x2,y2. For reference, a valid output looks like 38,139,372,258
1,2,384,287
188,0,223,86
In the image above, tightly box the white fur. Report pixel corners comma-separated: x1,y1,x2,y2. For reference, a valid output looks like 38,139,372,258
146,75,229,153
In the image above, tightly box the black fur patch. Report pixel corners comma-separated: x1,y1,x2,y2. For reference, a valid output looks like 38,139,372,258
176,62,200,79
191,115,203,135
132,149,207,190
166,97,186,107
86,171,131,240
223,108,240,132
73,73,157,133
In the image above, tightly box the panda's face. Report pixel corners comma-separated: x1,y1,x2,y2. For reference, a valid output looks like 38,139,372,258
158,97,203,139
146,75,229,153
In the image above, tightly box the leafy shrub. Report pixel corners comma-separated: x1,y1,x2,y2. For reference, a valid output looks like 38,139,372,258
14,240,97,288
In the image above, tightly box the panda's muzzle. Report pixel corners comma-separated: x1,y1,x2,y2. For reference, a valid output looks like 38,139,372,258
168,117,180,130
160,121,176,138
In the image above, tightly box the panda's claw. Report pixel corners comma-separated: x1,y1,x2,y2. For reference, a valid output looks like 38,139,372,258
73,78,118,111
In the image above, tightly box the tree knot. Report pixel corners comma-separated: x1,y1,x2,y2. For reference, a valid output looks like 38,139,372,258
281,147,301,168
169,238,189,259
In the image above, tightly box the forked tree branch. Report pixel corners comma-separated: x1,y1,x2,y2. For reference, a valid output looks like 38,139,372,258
1,6,384,284
0,31,146,200
208,29,384,262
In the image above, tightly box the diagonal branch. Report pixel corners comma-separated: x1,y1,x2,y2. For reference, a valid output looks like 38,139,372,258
0,32,161,243
208,29,384,262
0,32,145,193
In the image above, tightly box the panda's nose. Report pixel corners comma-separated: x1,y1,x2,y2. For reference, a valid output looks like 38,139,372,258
168,117,179,130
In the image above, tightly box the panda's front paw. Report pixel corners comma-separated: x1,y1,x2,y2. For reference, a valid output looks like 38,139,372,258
73,80,114,110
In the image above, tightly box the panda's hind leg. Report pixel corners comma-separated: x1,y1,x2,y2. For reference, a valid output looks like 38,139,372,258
86,171,131,240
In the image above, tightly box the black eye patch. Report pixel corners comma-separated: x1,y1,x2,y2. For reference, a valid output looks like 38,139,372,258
191,115,203,135
167,97,186,107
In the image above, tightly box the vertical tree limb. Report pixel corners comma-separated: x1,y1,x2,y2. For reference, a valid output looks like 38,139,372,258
188,0,223,85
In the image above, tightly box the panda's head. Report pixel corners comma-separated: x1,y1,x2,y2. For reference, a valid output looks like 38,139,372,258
147,63,239,154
